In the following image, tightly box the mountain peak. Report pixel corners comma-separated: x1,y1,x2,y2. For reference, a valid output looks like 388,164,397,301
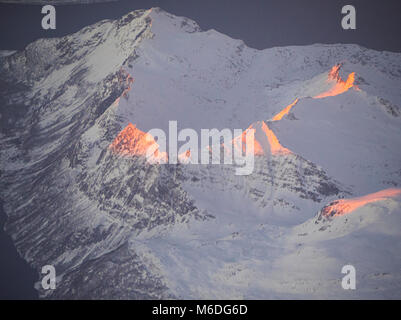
109,123,167,163
319,188,401,218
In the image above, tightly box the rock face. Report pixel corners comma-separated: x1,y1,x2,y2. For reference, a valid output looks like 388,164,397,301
1,8,401,299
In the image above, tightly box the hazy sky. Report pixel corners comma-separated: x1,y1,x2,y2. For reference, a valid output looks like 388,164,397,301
0,0,400,52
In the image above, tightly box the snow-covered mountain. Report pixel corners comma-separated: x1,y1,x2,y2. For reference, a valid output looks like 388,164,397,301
1,8,400,299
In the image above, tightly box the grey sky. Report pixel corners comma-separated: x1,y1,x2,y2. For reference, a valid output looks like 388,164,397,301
0,0,400,52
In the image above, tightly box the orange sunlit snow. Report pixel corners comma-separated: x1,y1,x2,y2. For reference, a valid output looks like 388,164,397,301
109,123,167,163
261,121,292,155
229,126,264,156
271,65,357,122
110,65,357,163
321,188,401,218
314,65,356,99
272,98,299,121
227,121,292,156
